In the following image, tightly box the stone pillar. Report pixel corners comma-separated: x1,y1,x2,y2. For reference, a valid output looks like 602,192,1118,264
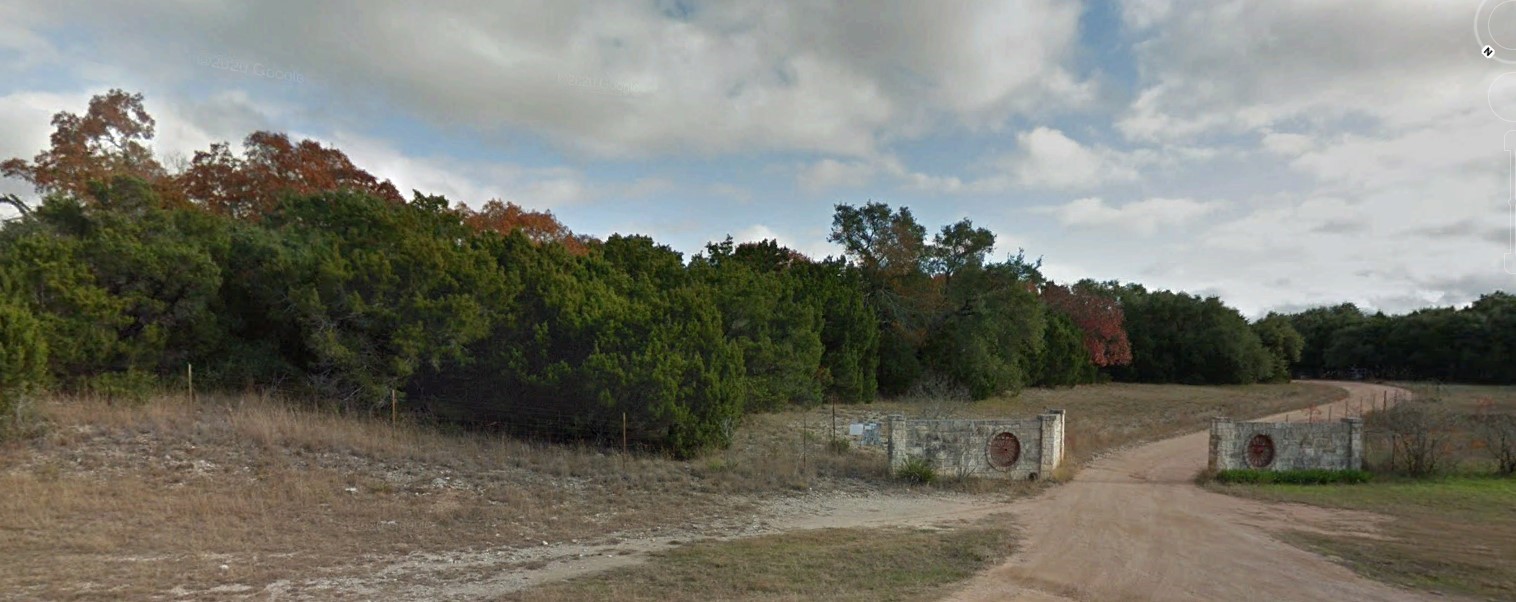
886,414,905,471
1342,417,1364,470
1039,409,1066,474
1209,417,1233,472
1038,413,1057,477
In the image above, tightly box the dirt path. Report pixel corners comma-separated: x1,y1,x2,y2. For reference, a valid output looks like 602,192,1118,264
948,381,1441,602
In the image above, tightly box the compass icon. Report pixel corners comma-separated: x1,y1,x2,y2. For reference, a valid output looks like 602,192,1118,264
1477,1,1516,63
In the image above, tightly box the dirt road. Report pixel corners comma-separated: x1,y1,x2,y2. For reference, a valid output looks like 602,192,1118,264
948,381,1440,602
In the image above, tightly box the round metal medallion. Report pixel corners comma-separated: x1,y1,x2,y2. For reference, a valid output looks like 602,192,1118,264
987,432,1022,470
1246,434,1276,468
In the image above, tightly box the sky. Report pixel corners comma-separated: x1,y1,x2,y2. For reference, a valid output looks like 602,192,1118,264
0,0,1512,318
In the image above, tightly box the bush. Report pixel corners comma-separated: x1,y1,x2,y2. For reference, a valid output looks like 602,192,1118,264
897,455,936,484
0,298,49,429
1373,400,1456,477
827,437,851,454
1471,413,1516,475
82,370,158,405
1214,468,1372,485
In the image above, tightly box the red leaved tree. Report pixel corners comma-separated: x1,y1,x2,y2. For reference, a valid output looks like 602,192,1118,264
1041,281,1133,368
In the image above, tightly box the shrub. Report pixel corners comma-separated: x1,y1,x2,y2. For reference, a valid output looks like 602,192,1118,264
82,370,158,405
901,371,971,419
1470,413,1516,475
1214,468,1372,485
827,437,851,454
0,299,49,429
1373,400,1456,477
897,455,936,484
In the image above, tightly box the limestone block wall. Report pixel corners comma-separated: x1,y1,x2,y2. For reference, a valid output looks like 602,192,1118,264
887,410,1066,481
1209,417,1364,472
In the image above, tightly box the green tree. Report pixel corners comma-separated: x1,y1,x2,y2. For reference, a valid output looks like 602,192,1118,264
829,202,939,396
0,284,48,425
1252,313,1305,383
1036,312,1093,387
1283,303,1365,378
252,190,504,408
414,233,745,457
1111,286,1273,385
921,261,1047,399
692,237,825,411
796,259,879,403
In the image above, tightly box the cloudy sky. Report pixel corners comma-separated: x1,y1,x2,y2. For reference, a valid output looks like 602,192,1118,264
1,0,1511,317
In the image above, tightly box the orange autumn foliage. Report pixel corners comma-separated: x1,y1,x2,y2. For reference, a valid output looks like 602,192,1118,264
458,199,592,255
177,131,403,220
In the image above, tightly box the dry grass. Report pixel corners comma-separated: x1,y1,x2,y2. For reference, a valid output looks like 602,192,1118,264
506,519,1017,602
0,392,743,600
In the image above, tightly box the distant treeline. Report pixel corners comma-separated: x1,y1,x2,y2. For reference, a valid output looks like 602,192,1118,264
1,90,1493,455
1282,298,1516,383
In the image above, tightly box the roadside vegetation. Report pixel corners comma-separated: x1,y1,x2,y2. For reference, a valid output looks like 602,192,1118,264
1211,469,1371,485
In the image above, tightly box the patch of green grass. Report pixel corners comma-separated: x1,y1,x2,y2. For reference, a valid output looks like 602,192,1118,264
508,522,1016,601
1213,468,1372,485
1212,475,1516,598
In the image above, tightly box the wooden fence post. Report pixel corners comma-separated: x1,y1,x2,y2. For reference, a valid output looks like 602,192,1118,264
187,363,195,403
391,389,397,426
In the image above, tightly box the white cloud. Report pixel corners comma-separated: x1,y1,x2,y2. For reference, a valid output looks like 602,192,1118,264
797,158,879,194
1006,127,1139,190
1120,0,1173,31
1288,111,1497,191
1117,0,1474,142
328,131,591,208
707,183,753,204
734,224,779,244
1259,131,1315,157
13,0,1089,160
732,223,839,260
1037,197,1220,235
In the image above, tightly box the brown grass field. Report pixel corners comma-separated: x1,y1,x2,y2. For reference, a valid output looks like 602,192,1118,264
0,382,1343,600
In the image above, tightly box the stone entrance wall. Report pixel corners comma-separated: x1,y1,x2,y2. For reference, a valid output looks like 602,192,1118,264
887,410,1065,481
1208,417,1364,472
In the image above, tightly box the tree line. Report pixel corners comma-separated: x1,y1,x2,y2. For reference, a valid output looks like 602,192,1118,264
0,89,1394,455
1280,296,1516,383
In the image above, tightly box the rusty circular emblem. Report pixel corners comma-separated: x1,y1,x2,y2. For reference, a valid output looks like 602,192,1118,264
1246,434,1276,468
987,432,1021,470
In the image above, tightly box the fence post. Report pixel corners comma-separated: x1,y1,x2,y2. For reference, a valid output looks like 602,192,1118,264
390,389,397,426
187,363,195,403
622,412,628,456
